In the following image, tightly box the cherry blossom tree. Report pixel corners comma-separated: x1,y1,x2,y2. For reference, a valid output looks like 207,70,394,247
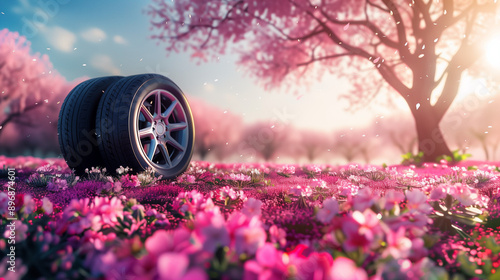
242,121,289,162
190,97,243,160
0,29,69,139
378,115,417,155
147,0,498,162
293,129,331,162
332,129,361,163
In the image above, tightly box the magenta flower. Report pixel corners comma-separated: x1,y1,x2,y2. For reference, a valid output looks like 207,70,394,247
193,207,230,253
242,198,263,218
22,194,36,214
342,209,381,252
41,197,53,215
405,189,432,214
218,185,237,200
47,178,68,191
145,228,197,256
243,243,288,280
234,226,267,256
429,185,447,201
352,188,376,211
292,250,334,280
269,225,287,248
382,227,412,259
382,190,405,211
316,198,339,224
330,257,368,280
120,174,141,188
3,220,28,242
157,253,208,280
0,192,8,215
93,197,124,224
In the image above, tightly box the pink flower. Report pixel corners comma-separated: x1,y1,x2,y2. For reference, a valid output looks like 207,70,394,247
352,188,375,211
405,190,432,214
383,227,412,259
157,253,208,280
289,185,312,197
243,243,288,280
42,197,53,214
218,186,237,200
193,207,230,253
330,257,368,280
409,238,428,262
145,228,197,256
0,192,8,215
342,209,381,252
451,183,480,207
23,194,36,214
242,198,263,218
232,215,267,255
292,250,334,280
234,226,267,255
383,190,405,211
429,185,447,201
93,197,124,224
120,174,141,188
47,178,68,191
269,225,286,248
3,220,28,242
316,198,339,224
173,190,210,216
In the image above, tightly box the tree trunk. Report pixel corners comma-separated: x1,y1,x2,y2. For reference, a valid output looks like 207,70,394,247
412,106,453,163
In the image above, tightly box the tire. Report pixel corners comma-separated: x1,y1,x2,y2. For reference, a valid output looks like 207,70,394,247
58,76,123,175
96,74,195,179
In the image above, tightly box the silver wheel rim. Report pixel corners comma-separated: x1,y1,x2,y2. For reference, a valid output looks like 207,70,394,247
136,89,189,169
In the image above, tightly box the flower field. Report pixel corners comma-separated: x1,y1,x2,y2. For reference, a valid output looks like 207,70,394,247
1,156,499,280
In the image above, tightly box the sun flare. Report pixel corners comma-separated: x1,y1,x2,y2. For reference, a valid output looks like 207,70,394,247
485,37,500,67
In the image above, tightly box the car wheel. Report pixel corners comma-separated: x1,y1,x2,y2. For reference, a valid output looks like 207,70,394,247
58,76,123,174
96,74,194,179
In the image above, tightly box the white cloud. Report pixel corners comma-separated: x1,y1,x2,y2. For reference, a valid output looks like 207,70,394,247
90,54,121,75
81,27,106,43
11,0,32,14
113,35,127,45
40,25,77,52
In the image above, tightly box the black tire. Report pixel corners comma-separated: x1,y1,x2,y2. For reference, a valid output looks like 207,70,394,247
58,76,123,175
96,74,195,179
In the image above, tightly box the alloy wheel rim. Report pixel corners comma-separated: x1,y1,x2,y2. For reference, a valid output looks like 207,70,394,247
136,89,189,169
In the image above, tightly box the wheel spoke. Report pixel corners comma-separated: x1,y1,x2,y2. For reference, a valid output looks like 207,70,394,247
141,105,154,122
162,100,177,119
158,143,172,167
168,122,187,132
147,138,158,159
139,127,154,139
155,91,162,117
166,135,184,152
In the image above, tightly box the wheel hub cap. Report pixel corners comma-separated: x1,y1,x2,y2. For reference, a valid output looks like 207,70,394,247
155,121,167,135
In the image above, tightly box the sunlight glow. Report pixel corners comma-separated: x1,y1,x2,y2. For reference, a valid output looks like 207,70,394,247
485,37,500,68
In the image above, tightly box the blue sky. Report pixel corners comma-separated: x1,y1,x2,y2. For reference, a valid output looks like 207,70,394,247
1,0,403,133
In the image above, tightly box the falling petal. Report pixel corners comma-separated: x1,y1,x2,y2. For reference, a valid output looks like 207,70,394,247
416,103,420,110
344,23,350,30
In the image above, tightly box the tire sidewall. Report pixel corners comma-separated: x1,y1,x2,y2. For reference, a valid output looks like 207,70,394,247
128,76,195,177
